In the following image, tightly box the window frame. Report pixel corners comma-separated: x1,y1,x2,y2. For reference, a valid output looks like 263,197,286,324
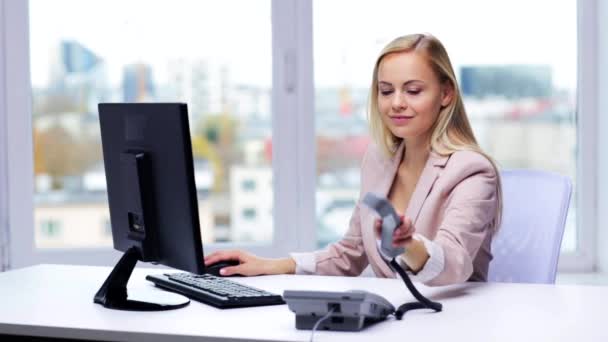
0,0,8,271
556,0,597,271
593,0,608,273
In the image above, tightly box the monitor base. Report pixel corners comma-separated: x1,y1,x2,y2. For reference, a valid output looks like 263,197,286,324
94,246,190,311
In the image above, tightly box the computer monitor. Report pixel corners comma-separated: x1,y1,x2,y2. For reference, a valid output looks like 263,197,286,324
94,103,205,311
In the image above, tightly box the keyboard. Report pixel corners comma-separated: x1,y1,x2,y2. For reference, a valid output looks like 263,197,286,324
145,272,285,309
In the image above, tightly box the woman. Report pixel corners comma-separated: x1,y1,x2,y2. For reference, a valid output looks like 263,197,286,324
205,33,502,286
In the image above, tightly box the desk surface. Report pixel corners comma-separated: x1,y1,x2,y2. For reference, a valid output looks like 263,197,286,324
0,264,606,342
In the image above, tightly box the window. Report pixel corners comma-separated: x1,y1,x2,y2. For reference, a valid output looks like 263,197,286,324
29,0,273,249
4,1,595,271
103,218,112,237
242,208,257,220
242,179,257,191
313,0,578,252
39,219,61,237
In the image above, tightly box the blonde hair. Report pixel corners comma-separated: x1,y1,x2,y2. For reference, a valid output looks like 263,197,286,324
368,33,502,231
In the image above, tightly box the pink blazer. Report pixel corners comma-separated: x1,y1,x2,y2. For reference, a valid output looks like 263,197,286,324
313,141,499,286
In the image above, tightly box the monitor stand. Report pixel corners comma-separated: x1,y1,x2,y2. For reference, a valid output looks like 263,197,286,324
94,246,190,311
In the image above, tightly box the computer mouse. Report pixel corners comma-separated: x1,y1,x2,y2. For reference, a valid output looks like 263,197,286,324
205,259,241,277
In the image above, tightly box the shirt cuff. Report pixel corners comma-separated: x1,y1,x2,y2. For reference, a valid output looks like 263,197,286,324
289,252,316,275
398,234,445,283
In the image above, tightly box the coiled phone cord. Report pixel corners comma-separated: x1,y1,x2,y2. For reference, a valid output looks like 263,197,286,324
389,258,442,319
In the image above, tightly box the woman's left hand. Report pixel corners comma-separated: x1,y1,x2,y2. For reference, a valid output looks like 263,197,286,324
374,214,416,248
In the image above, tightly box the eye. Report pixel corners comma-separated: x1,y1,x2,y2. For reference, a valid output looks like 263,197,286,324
380,90,394,96
406,89,421,95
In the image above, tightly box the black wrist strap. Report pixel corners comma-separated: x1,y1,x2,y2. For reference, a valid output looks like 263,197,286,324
389,258,443,320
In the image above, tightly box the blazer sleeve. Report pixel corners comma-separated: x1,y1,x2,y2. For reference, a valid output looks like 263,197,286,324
310,201,369,276
426,154,499,286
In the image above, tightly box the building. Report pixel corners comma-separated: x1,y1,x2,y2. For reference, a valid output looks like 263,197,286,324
34,159,217,248
229,165,273,243
167,59,233,128
34,192,215,248
44,40,109,114
122,63,155,102
460,65,553,99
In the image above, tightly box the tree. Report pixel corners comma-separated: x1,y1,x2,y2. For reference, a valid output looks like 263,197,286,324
34,124,102,190
191,135,223,193
196,113,241,192
33,128,47,175
35,125,78,189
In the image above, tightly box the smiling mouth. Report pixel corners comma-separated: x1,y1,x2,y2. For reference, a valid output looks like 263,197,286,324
389,115,414,126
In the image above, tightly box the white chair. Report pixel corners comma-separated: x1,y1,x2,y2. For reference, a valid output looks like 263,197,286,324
488,169,572,284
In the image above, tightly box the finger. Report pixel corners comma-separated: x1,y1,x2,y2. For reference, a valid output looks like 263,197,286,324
393,234,410,242
392,238,406,247
374,219,382,236
204,251,224,265
392,232,405,241
204,250,241,265
393,225,408,237
219,265,241,276
220,264,252,277
394,227,414,238
395,218,414,235
392,239,408,247
205,252,233,265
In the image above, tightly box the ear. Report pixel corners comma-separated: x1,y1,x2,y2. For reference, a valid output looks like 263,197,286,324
440,81,454,108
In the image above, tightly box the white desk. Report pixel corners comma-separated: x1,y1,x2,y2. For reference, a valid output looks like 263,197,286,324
0,264,606,342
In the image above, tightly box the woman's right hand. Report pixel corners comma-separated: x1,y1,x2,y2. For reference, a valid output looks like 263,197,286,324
204,250,296,276
374,215,415,246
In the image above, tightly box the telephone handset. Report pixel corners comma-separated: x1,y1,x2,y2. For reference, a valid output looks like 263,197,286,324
362,192,404,259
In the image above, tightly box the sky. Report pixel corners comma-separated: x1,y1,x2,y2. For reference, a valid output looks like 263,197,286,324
29,0,576,90
29,0,273,87
313,0,577,90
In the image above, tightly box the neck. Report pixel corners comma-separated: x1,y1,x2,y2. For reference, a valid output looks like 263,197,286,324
401,135,430,171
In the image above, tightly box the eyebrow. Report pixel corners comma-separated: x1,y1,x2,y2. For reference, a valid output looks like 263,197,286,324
378,80,424,87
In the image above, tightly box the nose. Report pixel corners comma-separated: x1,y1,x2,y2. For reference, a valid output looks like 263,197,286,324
391,92,407,111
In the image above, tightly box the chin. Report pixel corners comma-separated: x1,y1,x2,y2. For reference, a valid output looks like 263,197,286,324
389,127,418,139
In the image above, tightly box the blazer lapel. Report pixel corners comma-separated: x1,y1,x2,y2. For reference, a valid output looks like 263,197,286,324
405,151,449,224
